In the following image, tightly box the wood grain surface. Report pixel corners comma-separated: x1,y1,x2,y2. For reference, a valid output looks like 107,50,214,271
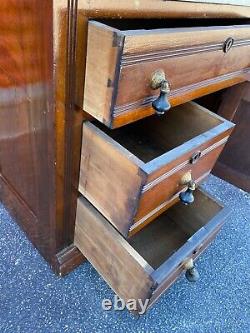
0,0,247,275
77,0,250,18
79,122,145,236
178,0,250,6
213,82,250,192
78,102,234,236
74,196,154,308
74,190,229,313
84,21,250,127
0,1,56,267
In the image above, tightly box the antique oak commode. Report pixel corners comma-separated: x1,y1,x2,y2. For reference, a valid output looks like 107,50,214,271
0,1,250,313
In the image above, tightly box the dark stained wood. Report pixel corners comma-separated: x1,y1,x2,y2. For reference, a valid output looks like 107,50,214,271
74,189,230,313
79,102,234,236
83,21,250,127
0,1,56,267
0,0,86,275
213,82,250,192
53,0,86,273
213,83,247,120
54,244,86,277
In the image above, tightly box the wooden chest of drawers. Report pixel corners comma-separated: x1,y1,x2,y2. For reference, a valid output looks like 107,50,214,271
0,0,249,295
73,15,244,313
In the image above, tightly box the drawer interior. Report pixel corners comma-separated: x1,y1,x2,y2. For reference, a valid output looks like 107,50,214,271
128,190,222,269
94,102,223,163
97,18,249,31
75,189,228,308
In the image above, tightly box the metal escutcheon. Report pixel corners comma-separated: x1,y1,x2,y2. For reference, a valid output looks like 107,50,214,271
223,37,234,53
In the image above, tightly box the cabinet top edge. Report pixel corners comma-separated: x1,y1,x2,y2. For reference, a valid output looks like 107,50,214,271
76,0,250,19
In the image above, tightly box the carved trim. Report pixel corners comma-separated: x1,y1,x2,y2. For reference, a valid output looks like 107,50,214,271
142,136,229,192
113,68,250,116
122,39,250,66
63,0,79,243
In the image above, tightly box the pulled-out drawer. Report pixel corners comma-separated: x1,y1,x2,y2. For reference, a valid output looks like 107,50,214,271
83,20,250,128
74,189,230,314
79,102,234,236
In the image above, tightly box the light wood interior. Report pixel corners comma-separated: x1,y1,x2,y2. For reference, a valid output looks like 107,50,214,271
95,103,222,163
129,190,222,269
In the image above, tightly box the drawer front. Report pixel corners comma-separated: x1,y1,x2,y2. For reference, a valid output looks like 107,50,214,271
79,102,234,236
148,223,221,309
132,131,230,230
84,21,250,128
74,190,230,314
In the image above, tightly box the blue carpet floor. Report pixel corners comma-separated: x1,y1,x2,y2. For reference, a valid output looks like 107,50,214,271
0,175,249,333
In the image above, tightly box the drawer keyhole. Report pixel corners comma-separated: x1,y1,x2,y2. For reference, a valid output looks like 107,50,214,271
223,37,234,53
190,151,201,164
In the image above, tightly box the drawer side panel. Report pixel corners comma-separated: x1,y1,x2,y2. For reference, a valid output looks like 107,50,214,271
83,22,124,125
74,197,154,304
79,122,145,236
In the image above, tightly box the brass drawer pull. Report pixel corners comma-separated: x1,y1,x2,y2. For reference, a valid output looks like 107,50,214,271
179,180,196,205
184,259,200,283
151,70,171,116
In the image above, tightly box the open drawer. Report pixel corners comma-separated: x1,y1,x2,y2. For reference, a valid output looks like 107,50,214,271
79,102,234,236
74,189,230,314
83,20,250,128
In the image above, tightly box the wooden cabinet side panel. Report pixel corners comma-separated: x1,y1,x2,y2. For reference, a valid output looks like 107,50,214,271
0,1,55,263
79,123,145,236
74,197,154,303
